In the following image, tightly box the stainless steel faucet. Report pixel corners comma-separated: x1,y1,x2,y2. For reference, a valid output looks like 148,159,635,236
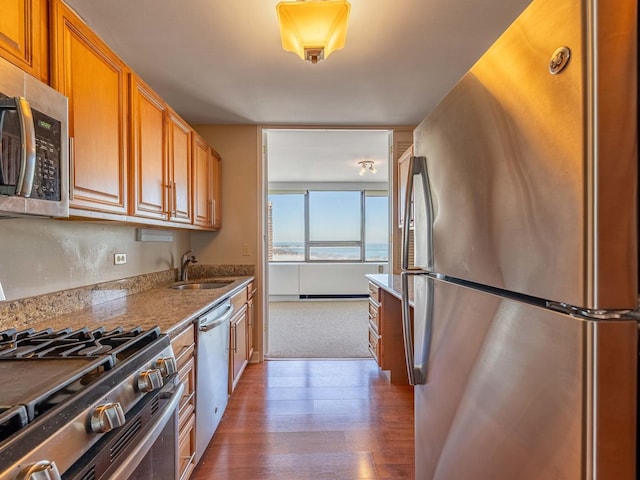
180,251,198,281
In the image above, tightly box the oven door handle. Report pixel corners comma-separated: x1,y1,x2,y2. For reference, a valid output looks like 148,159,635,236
109,380,184,480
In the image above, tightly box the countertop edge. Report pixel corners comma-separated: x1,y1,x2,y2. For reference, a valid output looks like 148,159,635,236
164,277,254,337
3,276,255,337
365,273,414,306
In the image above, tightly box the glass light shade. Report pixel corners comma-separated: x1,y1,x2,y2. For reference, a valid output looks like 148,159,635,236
276,0,351,64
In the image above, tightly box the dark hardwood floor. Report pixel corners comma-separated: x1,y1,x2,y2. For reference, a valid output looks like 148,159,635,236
192,359,415,480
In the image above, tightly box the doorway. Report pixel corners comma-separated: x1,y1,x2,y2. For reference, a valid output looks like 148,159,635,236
262,128,392,358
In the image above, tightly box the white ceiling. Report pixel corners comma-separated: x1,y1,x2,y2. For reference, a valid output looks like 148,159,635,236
63,0,531,182
266,129,391,183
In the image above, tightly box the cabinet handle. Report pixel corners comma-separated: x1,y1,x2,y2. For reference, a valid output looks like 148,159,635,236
172,181,177,216
208,200,213,225
164,183,171,215
231,324,237,353
69,137,75,201
212,199,216,226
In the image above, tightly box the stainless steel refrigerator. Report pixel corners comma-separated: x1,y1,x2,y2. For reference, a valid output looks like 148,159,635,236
400,0,638,478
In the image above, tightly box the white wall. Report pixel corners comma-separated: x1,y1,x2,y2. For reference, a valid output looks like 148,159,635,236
269,262,386,299
0,218,190,301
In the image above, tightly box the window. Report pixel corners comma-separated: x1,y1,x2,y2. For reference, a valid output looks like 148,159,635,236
365,193,388,261
269,193,305,261
268,190,388,262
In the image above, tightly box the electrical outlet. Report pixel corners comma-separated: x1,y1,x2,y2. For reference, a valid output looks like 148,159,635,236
242,244,250,256
377,265,384,273
114,253,127,265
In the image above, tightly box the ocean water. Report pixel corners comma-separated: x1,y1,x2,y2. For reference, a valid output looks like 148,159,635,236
271,242,388,261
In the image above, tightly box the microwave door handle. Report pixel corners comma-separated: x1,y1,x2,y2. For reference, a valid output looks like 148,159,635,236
14,97,36,197
0,97,36,194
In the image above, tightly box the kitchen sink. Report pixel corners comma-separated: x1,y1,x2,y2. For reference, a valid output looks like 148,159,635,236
169,281,233,290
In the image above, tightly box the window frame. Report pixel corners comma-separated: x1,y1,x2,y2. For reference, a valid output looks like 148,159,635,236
268,189,388,263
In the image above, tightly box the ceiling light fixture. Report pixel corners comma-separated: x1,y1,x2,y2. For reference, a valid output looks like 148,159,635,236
276,0,351,64
358,160,377,176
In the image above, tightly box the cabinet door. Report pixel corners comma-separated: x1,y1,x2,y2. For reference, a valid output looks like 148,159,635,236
192,133,212,228
167,110,191,224
130,75,168,220
51,0,129,214
229,306,248,393
211,148,222,229
0,0,47,81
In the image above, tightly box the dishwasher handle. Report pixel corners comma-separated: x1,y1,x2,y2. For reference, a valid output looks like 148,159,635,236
199,303,234,332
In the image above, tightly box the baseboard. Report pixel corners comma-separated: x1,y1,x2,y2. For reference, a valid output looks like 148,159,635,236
299,294,369,300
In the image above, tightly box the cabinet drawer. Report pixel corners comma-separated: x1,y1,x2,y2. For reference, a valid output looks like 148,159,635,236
178,357,196,430
230,287,247,313
368,299,380,333
247,281,255,300
368,282,380,302
171,324,195,371
178,414,196,480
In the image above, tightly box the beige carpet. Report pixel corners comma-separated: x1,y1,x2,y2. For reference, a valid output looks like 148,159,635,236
266,300,371,358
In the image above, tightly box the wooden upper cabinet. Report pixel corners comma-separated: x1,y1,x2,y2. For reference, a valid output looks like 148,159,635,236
167,109,192,224
0,0,47,81
192,134,222,231
129,74,168,221
50,0,129,215
192,132,212,228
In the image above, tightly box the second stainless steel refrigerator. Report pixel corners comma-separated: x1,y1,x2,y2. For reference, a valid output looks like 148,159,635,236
400,0,638,478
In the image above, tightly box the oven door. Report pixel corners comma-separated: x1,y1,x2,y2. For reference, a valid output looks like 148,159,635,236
65,379,184,480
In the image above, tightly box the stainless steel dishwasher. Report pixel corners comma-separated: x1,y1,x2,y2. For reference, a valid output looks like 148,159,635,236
195,298,234,463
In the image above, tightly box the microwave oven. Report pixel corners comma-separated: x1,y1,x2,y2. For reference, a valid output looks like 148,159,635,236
0,56,68,218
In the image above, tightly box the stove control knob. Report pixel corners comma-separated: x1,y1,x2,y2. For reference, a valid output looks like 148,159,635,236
18,461,61,480
90,402,126,433
155,357,177,377
137,369,164,392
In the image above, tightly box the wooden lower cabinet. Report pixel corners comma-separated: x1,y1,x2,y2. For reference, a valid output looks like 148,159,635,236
229,286,251,394
171,324,197,480
367,281,410,385
229,304,248,394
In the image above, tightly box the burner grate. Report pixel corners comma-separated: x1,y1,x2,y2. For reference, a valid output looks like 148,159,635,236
0,326,157,361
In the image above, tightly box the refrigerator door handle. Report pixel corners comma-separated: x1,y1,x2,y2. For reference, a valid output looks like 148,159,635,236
401,156,433,271
401,272,432,385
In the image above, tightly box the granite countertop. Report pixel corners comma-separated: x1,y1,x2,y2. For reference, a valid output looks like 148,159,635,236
7,276,254,338
365,273,415,306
